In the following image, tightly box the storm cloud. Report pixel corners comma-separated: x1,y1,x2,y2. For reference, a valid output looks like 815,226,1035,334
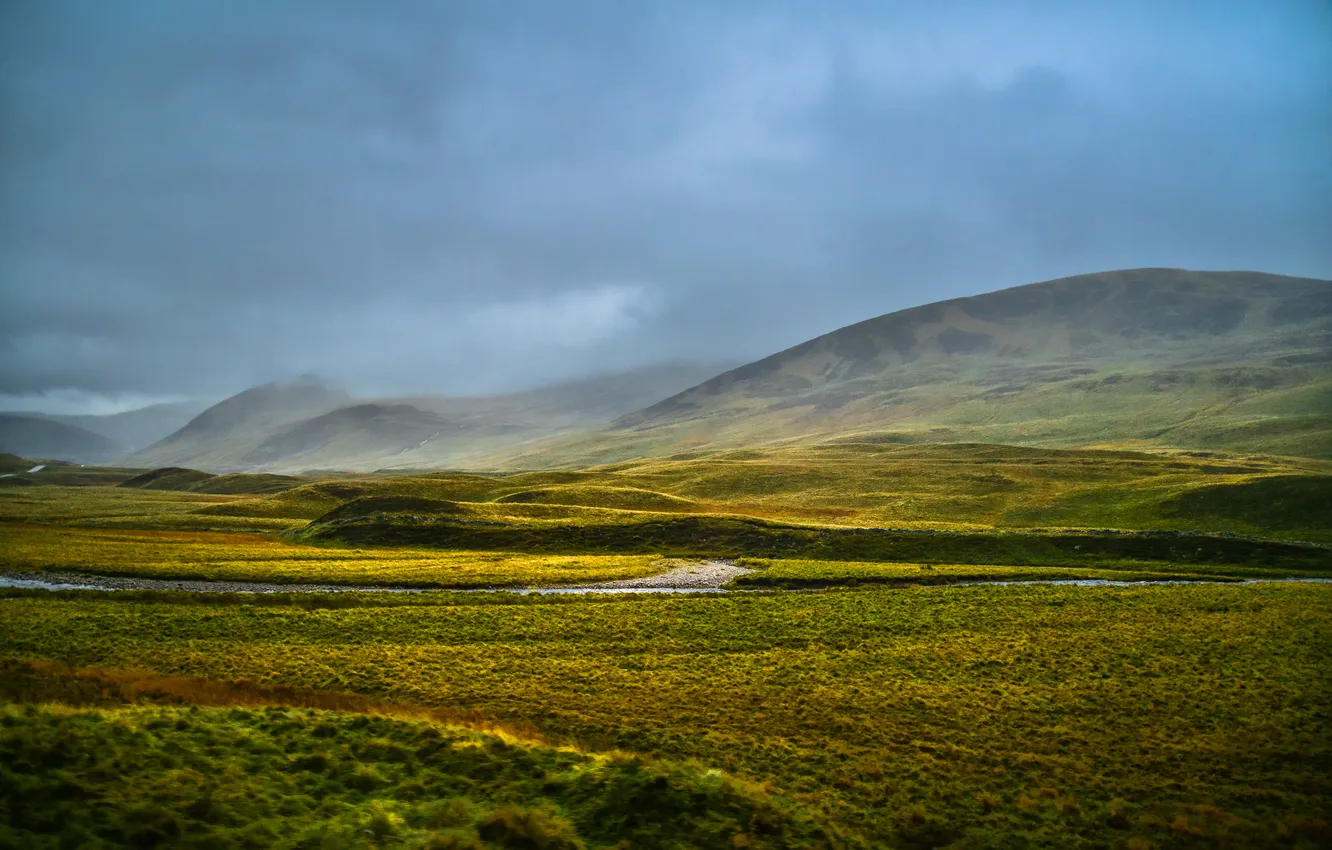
2,0,1329,408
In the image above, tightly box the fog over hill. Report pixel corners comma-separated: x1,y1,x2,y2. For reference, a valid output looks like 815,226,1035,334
123,362,729,473
6,270,1326,471
38,401,211,452
2,2,1328,412
0,414,125,465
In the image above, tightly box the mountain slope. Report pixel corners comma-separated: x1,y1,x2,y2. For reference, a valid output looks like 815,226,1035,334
481,269,1331,467
238,403,455,469
125,362,727,473
0,414,125,463
127,376,350,470
44,400,210,452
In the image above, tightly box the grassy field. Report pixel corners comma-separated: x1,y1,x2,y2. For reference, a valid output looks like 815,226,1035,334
2,441,1330,847
725,558,1325,588
2,444,1329,589
2,584,1329,848
10,443,1332,537
0,524,664,588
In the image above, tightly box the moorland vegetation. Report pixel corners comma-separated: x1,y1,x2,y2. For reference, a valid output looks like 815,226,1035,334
2,272,1330,850
2,583,1328,848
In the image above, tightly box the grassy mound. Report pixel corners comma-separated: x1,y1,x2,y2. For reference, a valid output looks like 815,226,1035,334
1162,474,1332,533
120,466,218,490
120,467,305,496
317,495,472,523
494,485,698,512
0,703,838,849
0,454,33,474
190,472,305,495
196,481,379,520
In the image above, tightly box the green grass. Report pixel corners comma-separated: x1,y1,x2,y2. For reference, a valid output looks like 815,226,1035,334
298,512,1330,576
7,443,1331,541
119,466,305,495
0,525,665,588
4,443,1329,588
3,584,1329,847
724,558,1312,588
3,442,1331,846
0,699,835,849
484,361,1332,468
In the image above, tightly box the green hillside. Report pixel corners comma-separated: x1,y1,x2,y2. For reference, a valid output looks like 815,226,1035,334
191,442,1332,553
484,269,1332,468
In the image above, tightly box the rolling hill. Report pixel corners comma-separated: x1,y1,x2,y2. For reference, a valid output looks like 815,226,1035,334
482,269,1332,467
237,403,456,469
127,362,727,473
0,414,125,464
125,375,352,471
42,400,210,452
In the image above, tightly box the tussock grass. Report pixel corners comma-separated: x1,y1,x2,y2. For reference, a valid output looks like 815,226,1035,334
3,584,1329,847
0,697,836,848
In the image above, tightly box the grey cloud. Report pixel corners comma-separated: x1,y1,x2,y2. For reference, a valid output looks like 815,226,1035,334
1,0,1328,406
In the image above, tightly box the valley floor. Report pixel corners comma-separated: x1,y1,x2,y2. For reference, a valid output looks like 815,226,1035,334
1,443,1330,847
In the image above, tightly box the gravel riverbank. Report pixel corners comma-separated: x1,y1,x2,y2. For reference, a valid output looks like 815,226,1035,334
558,560,754,589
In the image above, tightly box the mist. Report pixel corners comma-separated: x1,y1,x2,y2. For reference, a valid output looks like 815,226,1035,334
2,0,1329,412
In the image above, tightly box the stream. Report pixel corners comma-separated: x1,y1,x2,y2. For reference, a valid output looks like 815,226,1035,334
1,571,1327,595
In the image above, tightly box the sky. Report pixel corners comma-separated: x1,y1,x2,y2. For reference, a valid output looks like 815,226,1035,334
2,0,1329,413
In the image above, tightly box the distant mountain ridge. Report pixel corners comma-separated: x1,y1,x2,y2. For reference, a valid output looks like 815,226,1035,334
126,375,351,471
0,414,125,464
40,400,211,451
482,269,1332,467
124,363,729,472
16,270,1328,470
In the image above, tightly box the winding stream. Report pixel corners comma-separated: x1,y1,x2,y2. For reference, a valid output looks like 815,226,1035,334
1,570,1327,595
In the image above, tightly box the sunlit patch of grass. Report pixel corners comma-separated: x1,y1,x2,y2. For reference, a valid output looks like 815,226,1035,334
0,524,663,587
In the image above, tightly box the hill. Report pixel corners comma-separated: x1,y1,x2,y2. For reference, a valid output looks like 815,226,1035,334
237,403,455,469
42,400,210,452
126,362,726,473
484,269,1332,467
126,375,351,470
0,414,125,464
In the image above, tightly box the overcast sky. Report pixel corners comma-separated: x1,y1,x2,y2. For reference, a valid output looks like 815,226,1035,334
2,0,1329,413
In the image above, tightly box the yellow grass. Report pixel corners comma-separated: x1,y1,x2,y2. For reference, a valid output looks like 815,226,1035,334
0,524,661,587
